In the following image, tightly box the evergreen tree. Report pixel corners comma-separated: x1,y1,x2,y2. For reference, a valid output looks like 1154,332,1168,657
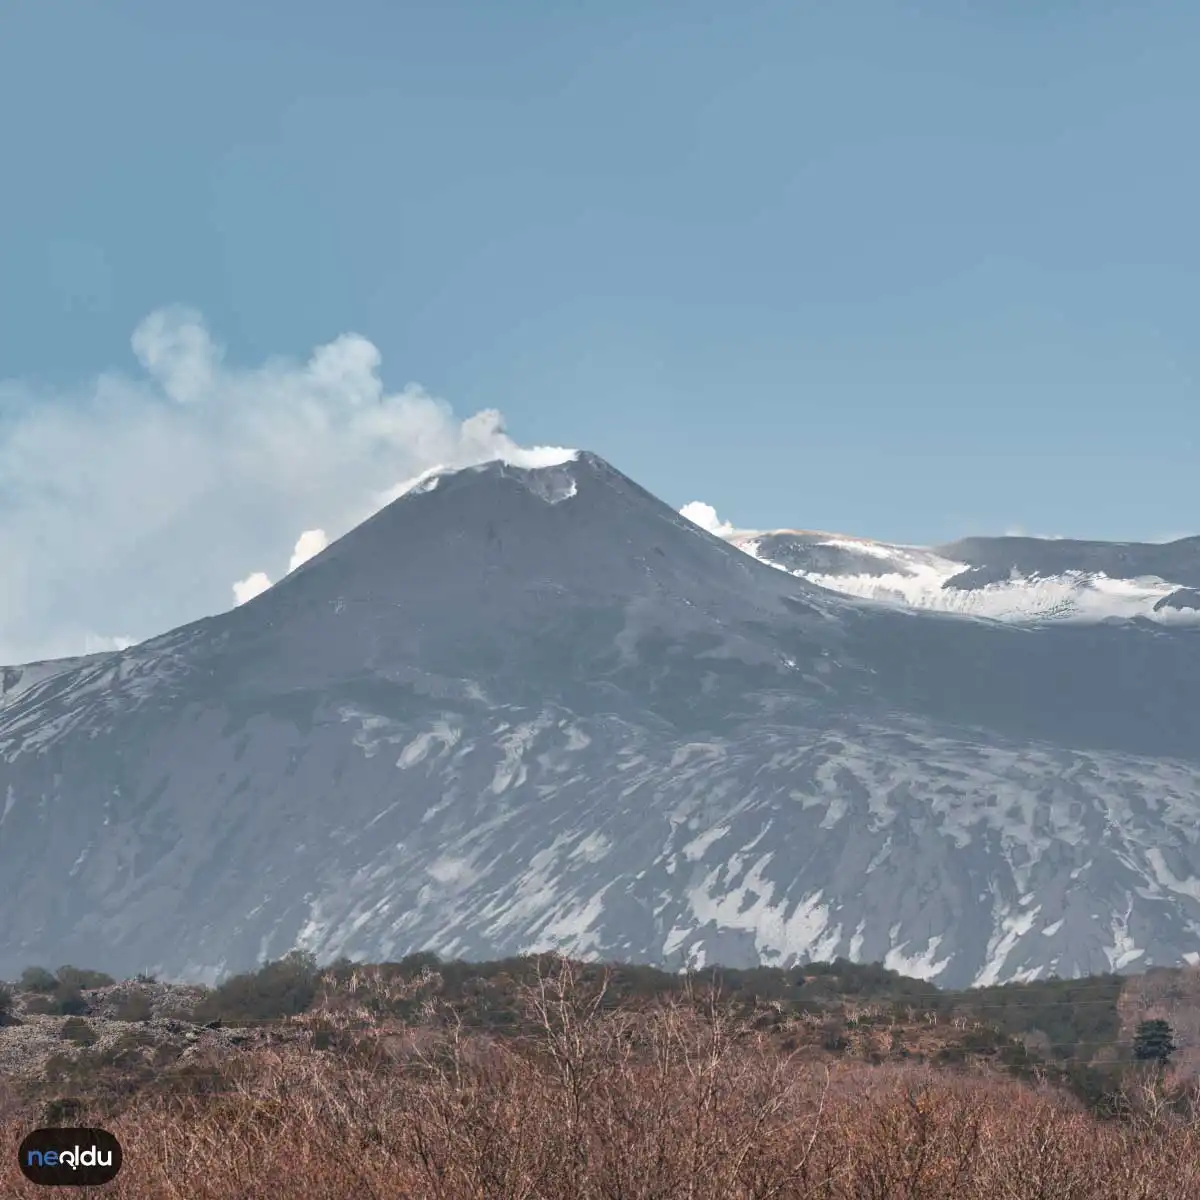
1132,1018,1176,1065
19,966,58,993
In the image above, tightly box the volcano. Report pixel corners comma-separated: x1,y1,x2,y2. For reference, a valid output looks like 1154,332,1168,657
2,452,1199,986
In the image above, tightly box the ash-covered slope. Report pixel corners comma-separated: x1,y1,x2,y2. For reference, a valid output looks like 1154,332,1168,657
938,534,1200,589
2,453,1200,988
1,656,104,708
734,529,1200,625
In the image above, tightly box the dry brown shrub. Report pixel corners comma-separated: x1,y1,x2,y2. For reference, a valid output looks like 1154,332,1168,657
0,957,1197,1199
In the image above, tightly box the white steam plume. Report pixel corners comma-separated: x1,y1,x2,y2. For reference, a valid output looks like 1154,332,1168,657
679,501,737,539
232,573,273,606
0,308,575,661
288,529,329,573
232,529,331,607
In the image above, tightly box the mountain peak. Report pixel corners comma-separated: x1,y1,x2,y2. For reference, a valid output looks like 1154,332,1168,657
391,446,587,491
245,446,834,662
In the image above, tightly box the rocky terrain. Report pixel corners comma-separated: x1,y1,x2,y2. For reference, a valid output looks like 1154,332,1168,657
0,976,278,1088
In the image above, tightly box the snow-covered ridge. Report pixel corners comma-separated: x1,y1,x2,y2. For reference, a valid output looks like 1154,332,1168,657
1,656,108,709
722,529,1200,626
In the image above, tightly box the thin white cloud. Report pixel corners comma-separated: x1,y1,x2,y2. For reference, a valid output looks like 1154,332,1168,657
0,308,574,663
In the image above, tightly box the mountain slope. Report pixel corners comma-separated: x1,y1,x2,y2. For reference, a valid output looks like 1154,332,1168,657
733,529,1200,625
1,656,102,708
2,453,1199,987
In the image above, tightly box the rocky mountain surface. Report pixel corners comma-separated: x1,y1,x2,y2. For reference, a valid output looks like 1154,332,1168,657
1,656,99,709
0,975,283,1088
2,452,1199,987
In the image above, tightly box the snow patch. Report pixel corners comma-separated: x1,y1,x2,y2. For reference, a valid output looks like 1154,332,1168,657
681,824,732,862
1103,897,1145,971
1145,849,1200,901
972,901,1042,987
427,856,476,887
883,934,952,981
396,721,461,769
526,884,612,957
570,832,613,863
684,853,841,964
848,919,866,962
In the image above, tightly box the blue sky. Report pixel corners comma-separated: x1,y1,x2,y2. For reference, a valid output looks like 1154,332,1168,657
0,0,1197,659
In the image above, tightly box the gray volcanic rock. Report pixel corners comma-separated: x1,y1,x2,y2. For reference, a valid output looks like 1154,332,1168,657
1154,588,1200,613
937,534,1200,591
1,453,1199,988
